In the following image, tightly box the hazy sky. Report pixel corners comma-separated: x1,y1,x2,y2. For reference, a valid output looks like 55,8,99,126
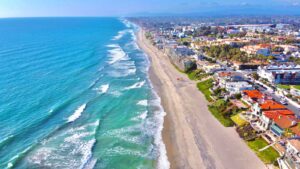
0,0,300,17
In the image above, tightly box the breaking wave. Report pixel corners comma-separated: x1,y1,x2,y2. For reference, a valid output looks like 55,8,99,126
107,45,128,65
94,84,109,94
67,104,87,123
124,81,145,90
112,30,129,40
137,100,148,106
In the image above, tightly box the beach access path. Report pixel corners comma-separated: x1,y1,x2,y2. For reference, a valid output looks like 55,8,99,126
137,29,267,169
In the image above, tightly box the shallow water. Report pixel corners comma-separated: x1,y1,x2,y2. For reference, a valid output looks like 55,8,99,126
0,17,168,169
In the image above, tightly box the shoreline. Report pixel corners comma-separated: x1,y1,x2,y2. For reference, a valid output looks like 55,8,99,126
137,28,267,169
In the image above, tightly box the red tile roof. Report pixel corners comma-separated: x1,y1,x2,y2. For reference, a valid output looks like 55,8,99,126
291,126,300,136
218,72,232,77
264,110,295,117
243,90,264,100
288,139,300,151
260,100,286,110
273,115,297,129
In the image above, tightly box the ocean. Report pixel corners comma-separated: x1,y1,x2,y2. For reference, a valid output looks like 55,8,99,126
0,18,169,169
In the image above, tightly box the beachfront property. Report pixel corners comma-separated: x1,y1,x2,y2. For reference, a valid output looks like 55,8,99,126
225,82,253,95
164,45,197,72
214,71,252,95
257,64,300,85
282,139,300,169
202,63,225,73
136,17,300,169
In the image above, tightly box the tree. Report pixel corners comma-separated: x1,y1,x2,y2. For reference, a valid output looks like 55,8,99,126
268,55,275,61
253,73,259,80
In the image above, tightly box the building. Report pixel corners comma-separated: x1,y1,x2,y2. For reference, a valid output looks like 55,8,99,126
258,64,300,85
285,139,300,169
242,90,264,104
224,82,253,95
165,46,196,72
241,44,272,56
202,63,225,74
259,110,295,131
251,100,286,119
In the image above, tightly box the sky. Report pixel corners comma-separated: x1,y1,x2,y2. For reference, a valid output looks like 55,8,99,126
0,0,300,17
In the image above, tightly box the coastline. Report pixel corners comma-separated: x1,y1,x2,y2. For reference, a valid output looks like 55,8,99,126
137,28,267,169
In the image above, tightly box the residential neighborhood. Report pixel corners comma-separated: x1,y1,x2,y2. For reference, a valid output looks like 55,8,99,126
131,16,300,169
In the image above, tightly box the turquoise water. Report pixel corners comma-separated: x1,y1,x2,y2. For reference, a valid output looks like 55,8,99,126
0,18,168,169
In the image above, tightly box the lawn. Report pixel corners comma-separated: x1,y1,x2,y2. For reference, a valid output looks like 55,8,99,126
277,84,291,90
247,138,280,164
293,85,300,90
197,79,214,102
208,106,234,127
231,114,247,126
277,84,300,91
187,69,209,81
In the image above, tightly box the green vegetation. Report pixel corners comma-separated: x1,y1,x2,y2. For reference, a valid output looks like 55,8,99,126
171,63,185,73
289,56,300,64
187,69,210,81
209,106,234,127
247,138,280,164
208,100,234,127
252,72,259,80
236,124,257,141
197,79,214,102
203,44,249,63
277,84,300,91
277,84,291,90
231,114,247,126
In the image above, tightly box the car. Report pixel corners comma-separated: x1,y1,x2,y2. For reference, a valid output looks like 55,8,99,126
280,99,288,105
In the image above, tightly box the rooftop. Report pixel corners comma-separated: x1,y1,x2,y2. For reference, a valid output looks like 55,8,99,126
243,90,264,100
273,115,297,129
288,139,300,151
259,100,287,110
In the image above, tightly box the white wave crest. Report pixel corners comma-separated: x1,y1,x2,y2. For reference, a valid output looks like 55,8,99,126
107,45,128,65
112,30,129,40
94,84,109,94
67,104,87,123
137,100,148,106
106,44,118,48
150,93,170,169
27,120,99,169
124,81,145,90
131,111,148,121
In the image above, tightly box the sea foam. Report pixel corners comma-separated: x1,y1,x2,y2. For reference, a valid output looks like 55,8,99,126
95,84,109,94
67,104,87,123
112,30,129,40
137,100,148,106
107,45,128,65
124,80,145,90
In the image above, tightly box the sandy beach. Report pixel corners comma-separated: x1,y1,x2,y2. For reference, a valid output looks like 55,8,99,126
137,29,267,169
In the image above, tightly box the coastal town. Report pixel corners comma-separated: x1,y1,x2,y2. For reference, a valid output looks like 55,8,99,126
132,17,300,169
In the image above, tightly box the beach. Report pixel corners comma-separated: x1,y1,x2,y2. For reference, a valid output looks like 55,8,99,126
137,29,267,169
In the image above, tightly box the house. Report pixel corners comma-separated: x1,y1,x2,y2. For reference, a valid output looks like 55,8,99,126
258,64,300,85
251,100,286,119
259,110,295,131
269,115,297,137
224,82,253,95
242,90,264,104
285,139,300,169
241,44,272,56
202,63,225,74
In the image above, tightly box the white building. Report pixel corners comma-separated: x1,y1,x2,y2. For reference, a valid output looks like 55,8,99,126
257,64,300,84
224,82,253,95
